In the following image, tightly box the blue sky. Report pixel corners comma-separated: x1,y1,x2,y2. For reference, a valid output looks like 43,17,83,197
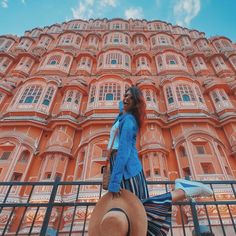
0,0,236,42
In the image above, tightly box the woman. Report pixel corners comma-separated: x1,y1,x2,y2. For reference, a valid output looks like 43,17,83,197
107,86,213,236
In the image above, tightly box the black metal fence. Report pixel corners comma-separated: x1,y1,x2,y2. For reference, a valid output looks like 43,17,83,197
0,178,236,236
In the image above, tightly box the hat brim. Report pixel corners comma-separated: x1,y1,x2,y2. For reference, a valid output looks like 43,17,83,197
88,189,147,236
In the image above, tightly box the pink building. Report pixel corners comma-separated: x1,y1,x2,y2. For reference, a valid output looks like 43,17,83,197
0,18,236,235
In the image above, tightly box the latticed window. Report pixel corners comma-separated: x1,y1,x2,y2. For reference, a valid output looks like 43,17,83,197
76,36,81,45
166,86,174,104
39,37,51,47
212,91,220,103
18,57,33,68
18,150,30,163
90,85,96,103
222,40,231,49
176,84,196,102
47,55,61,65
42,87,54,106
179,57,186,67
151,37,156,46
64,90,81,104
145,90,151,102
166,55,177,65
99,83,121,101
215,42,222,51
106,53,122,65
59,34,74,44
0,57,11,70
195,87,204,103
63,56,71,67
0,151,11,160
19,85,42,104
158,36,168,44
125,55,130,66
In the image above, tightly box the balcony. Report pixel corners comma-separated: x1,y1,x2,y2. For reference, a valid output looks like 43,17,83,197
0,178,236,235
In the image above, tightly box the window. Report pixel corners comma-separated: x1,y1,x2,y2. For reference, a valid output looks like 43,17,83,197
47,55,61,65
64,90,81,105
201,163,215,174
196,146,205,155
45,172,52,179
11,172,22,181
145,90,151,102
106,52,122,65
42,87,54,106
19,85,42,104
63,56,71,67
0,152,11,160
89,85,96,103
176,84,196,102
18,151,29,163
195,87,204,103
0,57,11,71
99,83,121,101
105,93,113,100
166,55,177,65
166,86,174,104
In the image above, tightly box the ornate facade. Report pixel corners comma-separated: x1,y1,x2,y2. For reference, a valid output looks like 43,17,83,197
0,18,236,234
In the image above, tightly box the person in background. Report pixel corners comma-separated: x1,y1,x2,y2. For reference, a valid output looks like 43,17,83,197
107,86,213,236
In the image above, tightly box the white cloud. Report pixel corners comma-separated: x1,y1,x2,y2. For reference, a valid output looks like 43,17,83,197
124,7,144,19
1,0,8,8
173,0,201,26
100,0,117,7
71,0,117,20
71,1,94,19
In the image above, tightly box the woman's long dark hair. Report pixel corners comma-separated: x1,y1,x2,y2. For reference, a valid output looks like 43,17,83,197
126,86,146,129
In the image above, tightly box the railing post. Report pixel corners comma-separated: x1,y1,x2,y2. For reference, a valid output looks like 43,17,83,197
190,199,201,236
40,176,60,236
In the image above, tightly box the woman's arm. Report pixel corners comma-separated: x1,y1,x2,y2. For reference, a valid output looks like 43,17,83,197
108,115,135,192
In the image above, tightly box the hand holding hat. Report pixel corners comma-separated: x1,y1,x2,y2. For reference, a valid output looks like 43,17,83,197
88,189,147,236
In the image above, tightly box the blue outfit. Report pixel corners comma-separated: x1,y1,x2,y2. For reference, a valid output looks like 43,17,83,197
108,112,143,192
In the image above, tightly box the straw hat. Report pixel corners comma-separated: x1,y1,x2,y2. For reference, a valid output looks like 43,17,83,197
88,189,147,236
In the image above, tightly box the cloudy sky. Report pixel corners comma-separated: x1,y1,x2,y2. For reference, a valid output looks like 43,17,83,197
0,0,236,41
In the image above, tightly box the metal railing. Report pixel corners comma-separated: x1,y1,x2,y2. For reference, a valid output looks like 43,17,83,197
0,178,236,236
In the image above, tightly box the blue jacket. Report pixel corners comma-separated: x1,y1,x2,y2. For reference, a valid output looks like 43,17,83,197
108,112,143,192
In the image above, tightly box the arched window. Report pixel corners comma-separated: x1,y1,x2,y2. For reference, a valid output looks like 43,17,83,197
145,90,151,102
195,87,204,103
64,90,81,105
19,85,42,104
42,87,54,106
166,55,177,65
89,85,96,103
47,55,61,65
125,55,130,66
106,52,122,65
63,56,71,67
0,57,11,71
105,93,113,100
176,84,196,102
99,83,121,101
166,86,174,104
